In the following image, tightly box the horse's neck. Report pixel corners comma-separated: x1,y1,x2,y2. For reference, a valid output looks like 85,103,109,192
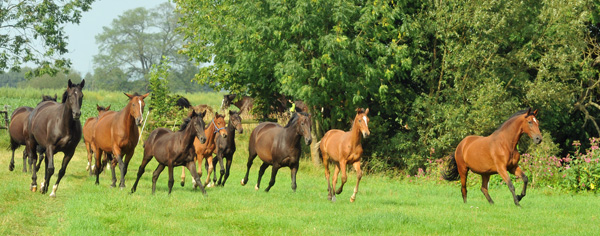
282,124,301,145
234,100,245,110
348,119,363,147
181,121,197,148
117,103,135,130
226,122,236,142
59,101,75,128
493,117,523,150
204,120,217,145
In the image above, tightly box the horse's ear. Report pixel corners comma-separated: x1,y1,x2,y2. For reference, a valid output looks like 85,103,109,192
124,93,133,99
68,79,73,88
142,93,150,99
533,109,538,116
229,110,234,115
79,79,85,88
365,108,369,115
525,107,532,117
201,110,207,118
215,112,220,117
106,105,111,110
53,94,57,100
96,104,101,110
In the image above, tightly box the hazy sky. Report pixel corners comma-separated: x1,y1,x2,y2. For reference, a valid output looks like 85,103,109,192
63,0,168,75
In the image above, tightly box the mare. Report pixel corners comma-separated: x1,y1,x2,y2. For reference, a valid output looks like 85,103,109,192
131,110,208,194
92,92,149,188
82,105,111,175
221,94,254,116
179,113,227,187
25,80,85,197
210,110,243,186
318,108,370,202
8,94,57,172
241,112,312,192
442,108,542,206
173,95,192,110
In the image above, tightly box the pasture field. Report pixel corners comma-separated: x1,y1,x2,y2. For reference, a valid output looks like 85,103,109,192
0,89,599,235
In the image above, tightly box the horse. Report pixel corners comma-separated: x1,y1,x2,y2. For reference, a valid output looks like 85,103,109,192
179,112,227,187
318,108,370,202
8,94,57,172
221,94,254,116
241,112,312,192
131,110,208,195
210,110,243,186
442,108,542,206
92,92,149,188
25,79,85,197
83,104,112,176
172,95,192,110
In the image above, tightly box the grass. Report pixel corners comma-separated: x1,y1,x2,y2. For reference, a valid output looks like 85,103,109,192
1,88,600,235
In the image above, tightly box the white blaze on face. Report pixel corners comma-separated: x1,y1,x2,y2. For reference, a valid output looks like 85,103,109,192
533,117,538,125
138,100,143,121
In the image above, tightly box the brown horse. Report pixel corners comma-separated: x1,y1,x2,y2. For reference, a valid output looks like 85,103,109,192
8,94,57,172
83,104,111,176
25,80,85,197
318,108,370,202
241,112,312,192
210,110,243,186
221,94,254,116
131,110,208,194
180,113,227,187
443,108,542,206
92,92,149,188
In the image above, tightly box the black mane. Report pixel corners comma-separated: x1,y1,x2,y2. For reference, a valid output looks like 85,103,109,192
284,112,309,128
179,117,192,132
494,108,529,133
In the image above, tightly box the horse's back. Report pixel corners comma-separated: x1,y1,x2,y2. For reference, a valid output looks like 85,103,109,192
249,122,282,163
320,129,347,160
83,117,97,144
93,111,118,151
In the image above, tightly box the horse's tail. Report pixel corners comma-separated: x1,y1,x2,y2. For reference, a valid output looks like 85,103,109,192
441,153,460,181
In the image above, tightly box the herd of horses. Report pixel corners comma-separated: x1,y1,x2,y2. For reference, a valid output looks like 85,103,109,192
6,80,543,206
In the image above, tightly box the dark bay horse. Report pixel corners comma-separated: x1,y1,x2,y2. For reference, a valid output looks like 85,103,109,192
83,105,111,175
131,110,208,194
221,94,254,116
93,92,149,188
318,108,370,202
443,108,542,206
210,110,243,186
25,80,85,197
8,94,57,172
241,112,312,192
179,113,227,187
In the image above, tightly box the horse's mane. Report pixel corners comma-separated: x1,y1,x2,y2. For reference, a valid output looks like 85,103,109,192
97,105,109,111
61,90,68,103
494,108,530,133
284,112,309,128
179,117,192,132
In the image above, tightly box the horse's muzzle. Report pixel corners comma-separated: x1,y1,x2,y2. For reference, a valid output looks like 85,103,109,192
135,118,142,126
533,135,542,144
73,112,81,119
305,137,312,145
362,131,371,138
198,136,207,144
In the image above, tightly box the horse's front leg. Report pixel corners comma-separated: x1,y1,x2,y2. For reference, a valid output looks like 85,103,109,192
204,155,214,187
350,161,363,202
512,166,528,201
335,161,348,194
27,141,38,192
290,162,299,192
498,167,520,206
264,164,280,192
186,161,206,195
256,162,269,190
167,164,175,194
42,146,55,194
50,151,74,197
119,151,135,189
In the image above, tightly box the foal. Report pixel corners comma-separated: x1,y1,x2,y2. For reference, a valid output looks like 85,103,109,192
131,110,208,194
318,108,370,202
83,105,111,175
211,110,243,186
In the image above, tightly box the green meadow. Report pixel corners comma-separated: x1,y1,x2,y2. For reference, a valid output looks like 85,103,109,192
0,88,598,235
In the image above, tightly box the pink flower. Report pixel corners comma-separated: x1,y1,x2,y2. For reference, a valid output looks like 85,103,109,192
585,158,591,163
565,165,571,170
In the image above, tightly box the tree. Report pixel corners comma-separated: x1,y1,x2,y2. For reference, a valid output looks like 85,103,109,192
93,2,200,92
0,0,94,76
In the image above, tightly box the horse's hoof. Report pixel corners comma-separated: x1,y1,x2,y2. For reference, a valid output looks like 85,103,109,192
350,197,356,203
180,181,185,187
9,164,15,171
331,196,337,202
31,185,37,192
255,184,259,190
110,184,116,188
241,179,246,186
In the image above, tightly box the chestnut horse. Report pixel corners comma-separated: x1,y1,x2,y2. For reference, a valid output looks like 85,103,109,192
93,92,149,188
210,110,243,186
318,108,370,202
241,112,312,192
25,79,85,197
131,110,208,194
180,113,227,187
8,94,56,172
443,108,542,206
83,104,111,175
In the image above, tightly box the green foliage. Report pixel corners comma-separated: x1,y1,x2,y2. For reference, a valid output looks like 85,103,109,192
148,58,175,129
560,138,600,193
0,0,94,76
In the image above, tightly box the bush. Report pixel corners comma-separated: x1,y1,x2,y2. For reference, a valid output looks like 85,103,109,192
559,138,600,193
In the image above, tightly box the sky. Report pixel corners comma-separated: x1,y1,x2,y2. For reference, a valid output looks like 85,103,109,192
63,0,168,75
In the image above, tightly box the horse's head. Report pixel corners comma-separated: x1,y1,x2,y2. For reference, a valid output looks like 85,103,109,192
65,79,85,119
191,110,207,144
295,112,312,145
42,94,57,102
97,104,111,116
213,112,228,138
125,92,149,126
523,108,542,144
229,110,243,134
355,108,371,138
221,94,237,110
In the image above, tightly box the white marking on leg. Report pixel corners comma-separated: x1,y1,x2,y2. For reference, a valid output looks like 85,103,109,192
40,181,45,191
49,184,58,198
255,184,259,190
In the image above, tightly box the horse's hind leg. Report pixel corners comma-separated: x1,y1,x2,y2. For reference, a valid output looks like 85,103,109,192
186,161,207,195
151,164,166,194
222,156,232,186
241,150,258,186
167,165,175,194
131,153,153,194
480,174,494,204
512,166,528,201
498,167,520,206
9,148,15,171
255,162,269,190
22,149,28,172
350,162,363,202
